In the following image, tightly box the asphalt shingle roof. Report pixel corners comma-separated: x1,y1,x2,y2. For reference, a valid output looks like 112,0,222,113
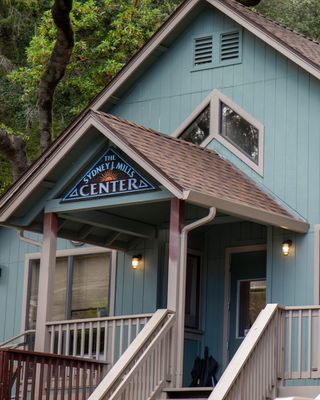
95,111,296,220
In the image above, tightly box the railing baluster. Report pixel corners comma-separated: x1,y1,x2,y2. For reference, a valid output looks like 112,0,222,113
15,354,22,400
58,324,63,355
308,309,312,378
111,320,116,365
298,309,302,378
89,322,93,358
128,318,132,347
80,323,85,358
119,319,124,357
288,310,293,378
50,325,55,353
66,324,71,356
96,321,101,360
104,320,108,362
73,323,78,356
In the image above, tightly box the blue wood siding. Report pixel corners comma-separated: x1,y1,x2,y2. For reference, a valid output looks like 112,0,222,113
109,5,320,226
0,228,72,342
107,4,320,308
0,227,159,342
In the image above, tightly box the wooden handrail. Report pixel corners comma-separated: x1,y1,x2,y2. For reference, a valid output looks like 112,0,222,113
0,330,35,349
88,309,175,400
46,313,153,326
209,304,282,400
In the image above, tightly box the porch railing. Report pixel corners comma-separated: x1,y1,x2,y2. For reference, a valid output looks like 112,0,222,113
88,309,175,400
46,313,152,368
283,306,320,379
0,348,108,400
209,303,282,400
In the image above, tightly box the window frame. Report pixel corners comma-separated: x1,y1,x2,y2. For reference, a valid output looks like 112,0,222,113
21,246,117,332
172,89,264,175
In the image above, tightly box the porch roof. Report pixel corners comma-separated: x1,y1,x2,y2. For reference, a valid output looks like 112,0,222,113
93,112,308,233
0,110,308,236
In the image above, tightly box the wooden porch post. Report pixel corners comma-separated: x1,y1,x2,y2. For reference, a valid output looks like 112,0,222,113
34,213,58,352
167,198,184,386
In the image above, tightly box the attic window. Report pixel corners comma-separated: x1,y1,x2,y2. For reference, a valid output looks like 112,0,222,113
174,89,264,175
220,102,259,164
193,30,242,71
179,105,210,145
194,36,213,66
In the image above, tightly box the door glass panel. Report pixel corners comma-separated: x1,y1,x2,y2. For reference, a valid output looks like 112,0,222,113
71,253,110,319
237,279,266,338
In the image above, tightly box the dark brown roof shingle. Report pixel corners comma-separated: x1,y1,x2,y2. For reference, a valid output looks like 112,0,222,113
94,111,296,219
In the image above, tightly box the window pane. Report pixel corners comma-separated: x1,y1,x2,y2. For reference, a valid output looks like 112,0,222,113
71,253,110,319
53,257,68,321
220,102,259,164
185,254,201,329
179,106,210,145
28,258,68,328
28,261,40,330
238,280,266,337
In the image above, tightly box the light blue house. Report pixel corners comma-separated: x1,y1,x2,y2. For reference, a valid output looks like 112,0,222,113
0,0,319,399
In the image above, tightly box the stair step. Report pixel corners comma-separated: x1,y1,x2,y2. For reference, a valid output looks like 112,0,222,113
278,386,320,398
163,387,213,399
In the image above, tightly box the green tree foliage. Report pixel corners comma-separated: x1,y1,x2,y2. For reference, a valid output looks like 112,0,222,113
9,0,181,134
256,0,320,42
0,0,180,193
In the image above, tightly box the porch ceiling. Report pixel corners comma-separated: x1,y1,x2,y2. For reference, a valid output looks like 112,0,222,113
0,110,309,245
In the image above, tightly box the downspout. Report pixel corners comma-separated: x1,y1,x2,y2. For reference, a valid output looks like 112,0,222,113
314,224,320,305
18,229,43,248
176,206,216,387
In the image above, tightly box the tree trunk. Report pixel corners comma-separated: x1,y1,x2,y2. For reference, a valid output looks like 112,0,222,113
0,128,28,180
38,0,74,154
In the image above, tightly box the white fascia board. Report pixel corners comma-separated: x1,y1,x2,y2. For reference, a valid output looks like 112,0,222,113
90,116,183,199
184,190,309,234
207,0,320,81
0,115,95,223
91,0,200,111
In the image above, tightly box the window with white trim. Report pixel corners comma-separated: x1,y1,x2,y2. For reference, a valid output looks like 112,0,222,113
26,251,112,330
174,89,264,175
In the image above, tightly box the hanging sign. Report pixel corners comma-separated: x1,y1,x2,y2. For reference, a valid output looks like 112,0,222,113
62,148,157,202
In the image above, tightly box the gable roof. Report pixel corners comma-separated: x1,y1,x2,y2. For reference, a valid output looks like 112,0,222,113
0,110,308,233
92,0,320,112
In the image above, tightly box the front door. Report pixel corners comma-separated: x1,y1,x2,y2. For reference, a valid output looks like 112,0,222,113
228,250,266,360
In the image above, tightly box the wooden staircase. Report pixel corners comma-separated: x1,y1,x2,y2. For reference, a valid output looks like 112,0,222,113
163,387,213,399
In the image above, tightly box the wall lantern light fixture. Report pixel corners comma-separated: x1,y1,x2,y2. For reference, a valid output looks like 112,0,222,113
132,255,142,270
282,240,292,256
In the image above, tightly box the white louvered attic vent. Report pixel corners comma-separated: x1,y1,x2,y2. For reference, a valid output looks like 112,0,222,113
220,31,240,62
194,36,213,66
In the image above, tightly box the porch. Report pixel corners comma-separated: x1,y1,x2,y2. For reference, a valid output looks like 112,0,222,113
2,305,320,399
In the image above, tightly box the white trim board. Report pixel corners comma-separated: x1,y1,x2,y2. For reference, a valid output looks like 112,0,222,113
173,89,264,175
20,246,116,333
222,244,267,370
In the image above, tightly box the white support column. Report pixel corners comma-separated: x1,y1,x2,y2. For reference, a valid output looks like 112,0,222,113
35,213,58,352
